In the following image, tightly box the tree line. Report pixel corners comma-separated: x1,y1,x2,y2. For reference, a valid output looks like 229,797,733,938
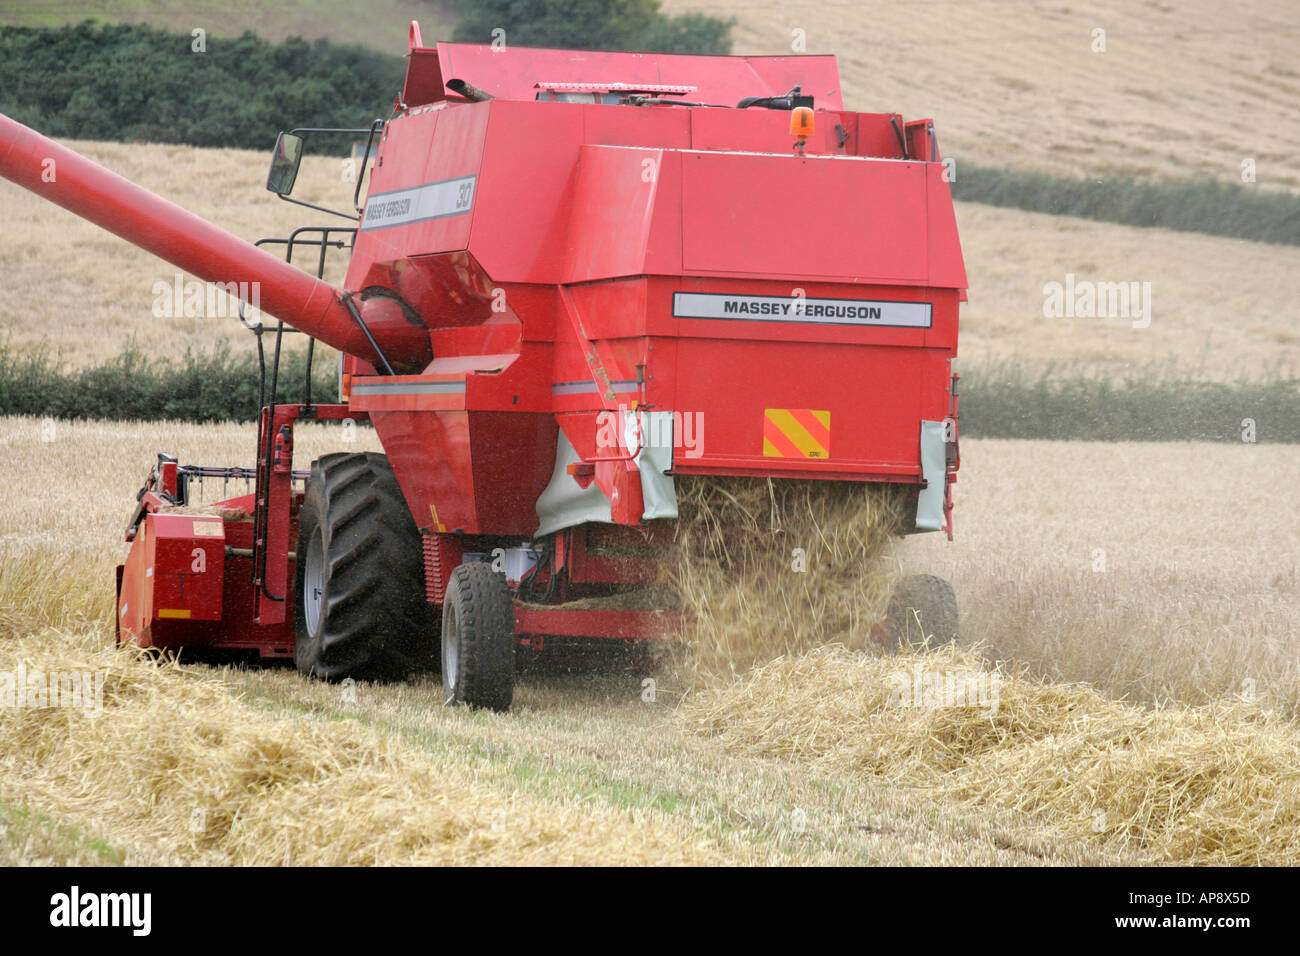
0,8,733,150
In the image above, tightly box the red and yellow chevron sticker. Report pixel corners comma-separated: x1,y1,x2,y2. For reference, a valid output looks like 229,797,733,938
763,409,831,459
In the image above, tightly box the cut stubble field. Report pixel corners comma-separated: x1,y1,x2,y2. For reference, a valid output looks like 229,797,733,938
1,418,1296,865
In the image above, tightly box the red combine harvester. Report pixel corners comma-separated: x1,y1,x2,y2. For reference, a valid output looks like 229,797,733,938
0,24,966,709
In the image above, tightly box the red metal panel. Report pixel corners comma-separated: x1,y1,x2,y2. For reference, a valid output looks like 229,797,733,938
670,338,929,472
514,606,680,640
371,409,557,536
468,411,566,532
117,514,225,648
905,119,937,163
470,100,584,283
690,108,848,155
349,104,488,275
680,151,929,282
117,521,153,646
923,292,961,353
856,114,908,159
212,505,295,657
643,148,684,276
581,102,691,149
562,145,661,282
402,47,445,107
150,514,225,622
925,166,969,292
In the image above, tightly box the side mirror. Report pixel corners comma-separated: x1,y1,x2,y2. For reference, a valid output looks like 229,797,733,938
266,132,304,195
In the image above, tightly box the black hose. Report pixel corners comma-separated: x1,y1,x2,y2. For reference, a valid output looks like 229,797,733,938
737,86,803,110
891,116,909,160
304,336,315,409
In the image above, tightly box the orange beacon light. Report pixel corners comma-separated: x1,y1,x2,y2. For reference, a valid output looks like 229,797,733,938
790,106,814,152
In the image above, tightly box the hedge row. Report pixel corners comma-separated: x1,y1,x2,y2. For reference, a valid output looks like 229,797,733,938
0,344,337,423
953,164,1300,246
3,345,1296,442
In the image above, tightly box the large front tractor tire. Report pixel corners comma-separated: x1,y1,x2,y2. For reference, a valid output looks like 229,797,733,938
441,562,516,711
293,452,431,681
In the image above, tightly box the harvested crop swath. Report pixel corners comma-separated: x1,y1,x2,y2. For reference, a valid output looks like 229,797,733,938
679,645,1300,865
0,628,722,865
666,476,910,680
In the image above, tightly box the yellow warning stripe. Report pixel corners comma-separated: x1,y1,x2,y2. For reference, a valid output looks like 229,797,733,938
763,409,830,459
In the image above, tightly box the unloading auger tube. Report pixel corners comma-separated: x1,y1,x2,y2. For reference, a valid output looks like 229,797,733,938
0,113,431,372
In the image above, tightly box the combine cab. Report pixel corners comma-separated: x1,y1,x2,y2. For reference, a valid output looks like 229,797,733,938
1,23,966,709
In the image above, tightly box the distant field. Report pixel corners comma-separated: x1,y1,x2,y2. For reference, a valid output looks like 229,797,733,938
1,140,349,368
953,202,1300,379
663,0,1300,192
6,1,1297,192
2,140,1298,381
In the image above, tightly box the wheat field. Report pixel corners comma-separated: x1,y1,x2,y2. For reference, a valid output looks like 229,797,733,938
1,418,1296,864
